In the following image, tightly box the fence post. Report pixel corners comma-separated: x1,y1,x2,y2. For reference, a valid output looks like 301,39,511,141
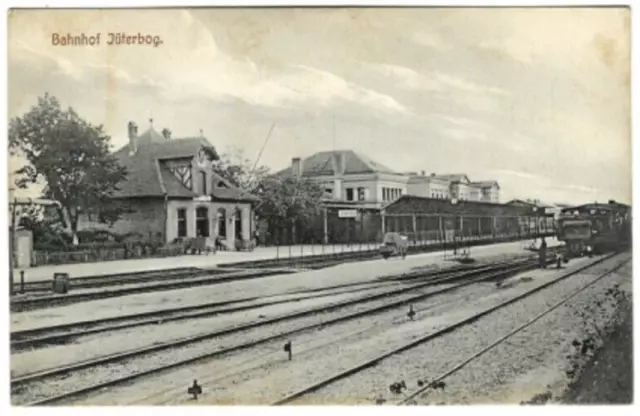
411,214,417,249
492,216,497,241
323,207,329,245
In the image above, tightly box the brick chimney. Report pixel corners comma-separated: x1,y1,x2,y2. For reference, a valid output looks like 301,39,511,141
162,128,172,140
421,170,426,176
430,172,436,177
128,121,138,155
291,157,303,177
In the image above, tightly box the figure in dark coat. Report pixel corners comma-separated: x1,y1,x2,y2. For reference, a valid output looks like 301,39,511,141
538,238,547,269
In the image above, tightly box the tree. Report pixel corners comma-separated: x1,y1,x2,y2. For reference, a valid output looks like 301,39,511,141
212,146,325,244
8,93,127,244
254,175,325,244
212,146,271,193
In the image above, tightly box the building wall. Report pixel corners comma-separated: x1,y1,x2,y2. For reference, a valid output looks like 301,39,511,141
469,186,482,201
428,181,451,199
451,183,475,201
166,199,253,248
79,197,254,249
77,198,166,239
407,178,450,199
341,178,379,202
481,187,500,203
304,173,408,205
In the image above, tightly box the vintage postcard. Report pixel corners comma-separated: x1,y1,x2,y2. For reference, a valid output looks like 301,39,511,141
5,5,633,407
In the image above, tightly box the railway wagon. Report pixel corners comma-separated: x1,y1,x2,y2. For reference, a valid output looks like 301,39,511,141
556,201,631,257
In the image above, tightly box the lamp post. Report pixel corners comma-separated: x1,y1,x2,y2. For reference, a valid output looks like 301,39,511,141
8,187,17,296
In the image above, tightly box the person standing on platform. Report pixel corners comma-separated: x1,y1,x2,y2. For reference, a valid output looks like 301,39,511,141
538,237,547,269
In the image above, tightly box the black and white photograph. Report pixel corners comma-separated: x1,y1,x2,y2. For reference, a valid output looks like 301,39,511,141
3,3,634,407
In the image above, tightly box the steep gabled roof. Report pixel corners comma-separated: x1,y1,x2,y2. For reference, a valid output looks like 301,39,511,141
274,150,398,177
112,132,257,202
112,135,218,198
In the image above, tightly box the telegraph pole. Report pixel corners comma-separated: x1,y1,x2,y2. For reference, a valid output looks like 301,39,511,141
332,115,336,150
9,187,16,296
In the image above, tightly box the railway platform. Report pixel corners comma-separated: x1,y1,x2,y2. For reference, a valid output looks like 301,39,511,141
13,237,557,284
12,237,561,332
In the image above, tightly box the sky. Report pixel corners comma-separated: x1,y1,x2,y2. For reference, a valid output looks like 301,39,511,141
7,7,631,206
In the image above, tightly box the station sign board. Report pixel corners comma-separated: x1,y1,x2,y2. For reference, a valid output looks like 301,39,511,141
338,209,358,218
193,195,212,202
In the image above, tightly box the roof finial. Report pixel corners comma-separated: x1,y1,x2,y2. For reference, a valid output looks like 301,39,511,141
149,118,154,128
200,128,204,138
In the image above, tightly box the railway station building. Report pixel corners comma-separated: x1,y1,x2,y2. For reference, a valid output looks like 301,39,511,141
78,121,258,250
271,150,506,244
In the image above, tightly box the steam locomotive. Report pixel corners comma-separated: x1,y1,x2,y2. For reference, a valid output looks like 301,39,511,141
556,201,631,258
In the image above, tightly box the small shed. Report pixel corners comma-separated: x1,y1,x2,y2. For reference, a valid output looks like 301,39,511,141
14,227,33,268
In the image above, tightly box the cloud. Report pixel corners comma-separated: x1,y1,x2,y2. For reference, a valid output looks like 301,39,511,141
370,63,508,97
87,64,135,84
441,127,489,143
433,113,489,130
284,65,412,115
490,169,544,181
413,31,450,51
476,8,629,72
368,63,509,114
14,41,83,80
11,10,411,117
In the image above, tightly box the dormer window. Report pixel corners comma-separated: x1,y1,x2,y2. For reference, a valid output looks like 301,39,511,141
166,160,193,189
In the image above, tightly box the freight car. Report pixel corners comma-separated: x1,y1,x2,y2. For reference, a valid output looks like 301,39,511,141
556,201,631,257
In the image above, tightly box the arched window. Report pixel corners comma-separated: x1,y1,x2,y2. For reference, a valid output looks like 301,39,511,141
196,207,209,237
217,208,227,238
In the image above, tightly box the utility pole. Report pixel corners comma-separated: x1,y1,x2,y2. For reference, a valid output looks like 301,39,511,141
332,115,336,150
8,187,16,296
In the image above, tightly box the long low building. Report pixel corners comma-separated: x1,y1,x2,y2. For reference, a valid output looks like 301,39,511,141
266,193,554,246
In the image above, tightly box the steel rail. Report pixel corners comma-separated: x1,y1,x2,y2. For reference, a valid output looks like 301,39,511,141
11,259,495,347
20,258,539,405
11,280,406,350
10,268,294,312
270,252,621,405
397,256,631,405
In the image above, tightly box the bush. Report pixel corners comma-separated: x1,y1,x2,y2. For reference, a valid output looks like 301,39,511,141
76,228,119,243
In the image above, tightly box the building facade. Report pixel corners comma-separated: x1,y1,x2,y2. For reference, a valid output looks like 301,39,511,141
407,173,501,203
270,149,503,245
282,150,410,209
78,121,258,250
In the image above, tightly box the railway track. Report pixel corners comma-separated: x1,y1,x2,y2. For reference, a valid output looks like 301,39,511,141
13,235,556,312
11,260,502,351
15,267,217,293
395,256,631,405
14,255,547,406
270,252,628,405
10,268,296,312
11,279,407,351
217,233,555,270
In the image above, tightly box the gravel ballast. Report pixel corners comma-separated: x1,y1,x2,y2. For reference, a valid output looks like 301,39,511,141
11,239,557,332
298,254,631,405
53,253,598,405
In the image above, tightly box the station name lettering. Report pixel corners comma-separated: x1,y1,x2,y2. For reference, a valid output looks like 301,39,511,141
52,33,164,47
